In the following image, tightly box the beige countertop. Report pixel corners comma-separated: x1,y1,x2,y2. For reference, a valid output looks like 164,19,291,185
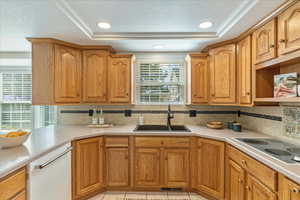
0,125,299,184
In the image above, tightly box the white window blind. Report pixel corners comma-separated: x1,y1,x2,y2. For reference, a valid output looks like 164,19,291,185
136,63,185,104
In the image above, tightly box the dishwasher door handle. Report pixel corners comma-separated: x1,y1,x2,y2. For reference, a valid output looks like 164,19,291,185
37,147,73,170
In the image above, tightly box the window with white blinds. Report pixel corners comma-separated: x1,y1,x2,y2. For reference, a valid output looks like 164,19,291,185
136,63,185,104
0,72,57,130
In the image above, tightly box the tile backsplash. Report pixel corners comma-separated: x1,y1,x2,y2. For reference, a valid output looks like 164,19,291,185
282,106,300,138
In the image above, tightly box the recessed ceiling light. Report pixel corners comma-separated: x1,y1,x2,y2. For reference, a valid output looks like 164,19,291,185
152,44,164,49
97,22,111,29
199,21,213,29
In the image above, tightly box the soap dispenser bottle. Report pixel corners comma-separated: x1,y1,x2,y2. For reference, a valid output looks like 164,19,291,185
98,108,105,125
92,108,98,125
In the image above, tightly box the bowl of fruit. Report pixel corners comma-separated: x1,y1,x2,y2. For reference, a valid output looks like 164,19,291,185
0,130,31,149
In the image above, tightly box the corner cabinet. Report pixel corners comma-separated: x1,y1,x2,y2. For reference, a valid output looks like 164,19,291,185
278,1,300,56
237,36,252,105
82,50,108,103
209,44,236,104
189,54,209,104
54,45,82,103
72,137,104,200
252,19,276,64
108,55,132,103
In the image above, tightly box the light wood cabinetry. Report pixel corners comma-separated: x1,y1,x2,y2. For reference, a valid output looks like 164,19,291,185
237,36,252,105
279,174,300,200
54,45,82,103
82,50,108,103
0,167,26,200
209,44,236,104
252,19,277,64
108,55,132,103
194,138,225,199
226,159,245,200
246,174,276,200
105,137,130,187
190,54,209,104
278,1,300,56
72,137,104,199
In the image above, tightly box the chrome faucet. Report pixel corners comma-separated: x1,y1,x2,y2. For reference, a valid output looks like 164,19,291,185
167,104,174,130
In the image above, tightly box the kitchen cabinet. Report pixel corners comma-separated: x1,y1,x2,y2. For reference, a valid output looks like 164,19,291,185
164,149,189,188
252,19,276,64
226,159,245,200
82,50,108,103
209,44,236,104
0,167,26,200
135,148,161,187
279,174,300,200
108,55,132,103
73,137,104,199
246,174,276,200
105,148,129,187
237,36,252,105
195,138,225,199
190,54,209,104
54,45,82,103
278,1,300,56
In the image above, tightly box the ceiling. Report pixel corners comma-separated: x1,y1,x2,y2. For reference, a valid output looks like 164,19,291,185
0,0,285,52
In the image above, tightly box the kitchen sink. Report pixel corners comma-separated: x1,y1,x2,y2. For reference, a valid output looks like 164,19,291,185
134,125,191,132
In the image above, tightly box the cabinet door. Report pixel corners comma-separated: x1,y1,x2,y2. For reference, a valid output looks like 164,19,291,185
279,175,300,200
106,148,129,187
197,138,225,199
82,50,108,103
163,149,189,188
237,36,252,105
54,45,81,103
73,137,104,199
11,191,26,200
191,57,209,104
226,159,245,200
278,1,300,55
246,174,276,200
135,148,161,187
209,44,236,104
108,57,131,103
252,20,276,64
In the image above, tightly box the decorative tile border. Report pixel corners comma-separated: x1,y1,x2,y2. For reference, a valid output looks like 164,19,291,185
239,111,282,121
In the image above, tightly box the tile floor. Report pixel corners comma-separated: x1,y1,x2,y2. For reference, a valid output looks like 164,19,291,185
89,191,207,200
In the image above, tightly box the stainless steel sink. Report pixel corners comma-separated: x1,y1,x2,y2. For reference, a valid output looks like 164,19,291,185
134,125,191,132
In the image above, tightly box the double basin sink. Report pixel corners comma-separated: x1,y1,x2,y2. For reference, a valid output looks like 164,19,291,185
134,125,191,132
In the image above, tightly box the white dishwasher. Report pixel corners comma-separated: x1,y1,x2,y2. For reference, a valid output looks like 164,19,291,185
28,143,72,200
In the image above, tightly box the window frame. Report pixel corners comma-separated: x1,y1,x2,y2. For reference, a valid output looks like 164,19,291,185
135,58,187,105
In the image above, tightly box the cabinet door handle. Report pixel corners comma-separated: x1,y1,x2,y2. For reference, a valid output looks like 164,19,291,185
279,39,286,43
37,147,73,169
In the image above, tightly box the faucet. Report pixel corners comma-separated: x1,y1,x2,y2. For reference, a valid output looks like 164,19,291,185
167,104,174,130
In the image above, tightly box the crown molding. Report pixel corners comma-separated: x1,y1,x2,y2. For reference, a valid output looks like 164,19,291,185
54,0,258,41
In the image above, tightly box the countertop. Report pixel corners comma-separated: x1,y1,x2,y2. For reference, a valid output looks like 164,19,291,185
0,125,300,184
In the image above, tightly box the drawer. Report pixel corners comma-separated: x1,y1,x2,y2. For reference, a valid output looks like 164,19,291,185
135,137,190,148
227,145,277,191
0,168,26,200
105,136,128,147
11,190,26,200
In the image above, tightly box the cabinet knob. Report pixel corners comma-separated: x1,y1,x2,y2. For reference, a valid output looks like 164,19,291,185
126,93,129,96
211,94,215,97
125,154,128,160
270,44,275,48
292,188,299,193
242,160,247,167
279,39,286,43
238,179,244,184
246,186,251,191
246,92,251,95
165,156,168,160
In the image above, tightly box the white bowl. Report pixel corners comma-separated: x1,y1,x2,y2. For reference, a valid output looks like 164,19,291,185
0,132,31,149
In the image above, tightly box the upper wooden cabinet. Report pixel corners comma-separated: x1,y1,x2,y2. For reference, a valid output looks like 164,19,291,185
209,44,236,104
252,19,277,64
72,137,104,200
82,50,108,103
190,54,209,104
278,1,300,56
237,36,252,105
108,55,132,103
54,45,82,103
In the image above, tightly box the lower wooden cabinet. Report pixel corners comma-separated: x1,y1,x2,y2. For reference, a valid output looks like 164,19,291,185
226,159,245,200
164,149,189,188
194,138,225,199
106,147,129,187
279,174,300,200
246,174,276,200
72,137,104,199
11,191,26,200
